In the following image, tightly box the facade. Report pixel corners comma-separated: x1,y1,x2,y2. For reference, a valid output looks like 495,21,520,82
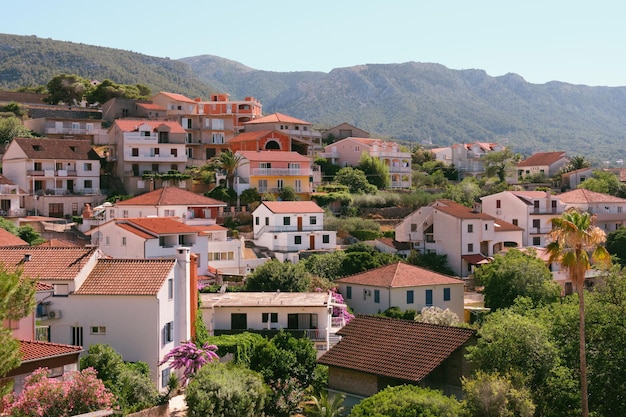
101,98,168,122
199,291,347,351
320,137,412,188
481,191,566,247
23,117,108,145
318,315,475,408
227,130,291,153
431,142,505,179
107,120,188,195
197,93,262,133
334,262,465,318
251,201,337,262
558,188,626,233
395,200,523,277
513,151,570,182
322,122,370,141
561,167,593,190
0,175,27,218
234,150,314,199
242,112,321,156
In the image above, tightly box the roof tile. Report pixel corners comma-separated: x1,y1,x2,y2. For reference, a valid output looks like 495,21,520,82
19,340,83,362
116,187,226,206
0,246,97,280
335,262,462,286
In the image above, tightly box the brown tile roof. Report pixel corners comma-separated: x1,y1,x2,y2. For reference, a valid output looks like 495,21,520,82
434,200,494,220
157,92,196,103
0,228,28,246
120,217,202,235
115,222,155,239
115,187,226,206
36,238,82,247
244,112,311,125
318,315,474,382
335,262,462,287
35,282,54,291
112,119,186,134
262,201,324,214
12,138,99,160
227,130,287,143
136,103,166,111
375,238,411,251
0,175,17,185
461,254,491,265
517,151,568,167
19,340,83,362
0,246,97,281
557,188,626,204
494,219,523,232
238,150,311,162
74,258,175,296
511,191,553,202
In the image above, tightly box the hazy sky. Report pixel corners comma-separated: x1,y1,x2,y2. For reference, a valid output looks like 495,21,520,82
4,0,625,86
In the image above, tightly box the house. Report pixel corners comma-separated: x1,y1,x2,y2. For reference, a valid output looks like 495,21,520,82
395,200,523,277
373,237,411,257
558,188,626,233
334,262,465,318
106,120,189,195
0,175,28,219
561,167,593,190
234,150,314,199
197,93,262,133
23,117,108,145
322,122,370,141
318,315,475,408
431,141,506,179
101,98,168,122
319,137,412,188
481,191,565,247
242,112,322,156
251,201,337,263
199,291,347,351
513,151,570,182
227,130,291,153
2,137,103,218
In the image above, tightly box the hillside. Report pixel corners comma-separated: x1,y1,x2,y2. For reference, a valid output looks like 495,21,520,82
2,33,626,163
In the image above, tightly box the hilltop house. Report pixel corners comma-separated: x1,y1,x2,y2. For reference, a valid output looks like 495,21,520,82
558,188,626,233
431,141,506,179
334,262,465,319
242,112,322,156
512,151,570,183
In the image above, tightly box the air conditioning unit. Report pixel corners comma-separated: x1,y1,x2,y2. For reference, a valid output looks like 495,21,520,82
496,210,502,215
48,310,62,319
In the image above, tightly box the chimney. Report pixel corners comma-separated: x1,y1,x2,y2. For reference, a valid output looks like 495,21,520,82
23,254,32,262
190,253,198,341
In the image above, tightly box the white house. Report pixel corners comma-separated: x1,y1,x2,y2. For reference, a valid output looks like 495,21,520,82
512,151,570,183
558,188,626,233
0,175,27,219
395,200,523,277
199,291,347,351
251,201,337,262
431,142,506,179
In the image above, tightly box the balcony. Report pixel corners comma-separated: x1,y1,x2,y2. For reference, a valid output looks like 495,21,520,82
125,153,187,163
27,170,78,177
531,208,561,215
0,208,27,217
251,168,312,177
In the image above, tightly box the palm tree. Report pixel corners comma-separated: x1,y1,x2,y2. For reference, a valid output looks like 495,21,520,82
210,150,247,190
546,208,611,417
305,391,346,417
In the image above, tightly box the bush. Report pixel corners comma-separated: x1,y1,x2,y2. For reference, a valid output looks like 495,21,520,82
350,229,381,241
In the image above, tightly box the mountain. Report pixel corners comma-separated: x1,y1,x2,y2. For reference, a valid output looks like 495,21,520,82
1,33,626,163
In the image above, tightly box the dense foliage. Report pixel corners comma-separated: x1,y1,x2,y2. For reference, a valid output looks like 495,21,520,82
244,259,312,292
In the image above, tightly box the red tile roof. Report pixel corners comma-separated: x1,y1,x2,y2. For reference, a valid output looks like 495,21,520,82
494,219,523,232
112,119,187,134
262,201,324,214
244,112,311,125
19,340,83,362
35,282,54,291
461,254,491,265
237,150,311,162
12,138,99,160
0,228,28,246
120,217,203,235
335,262,462,287
115,187,226,206
136,103,166,111
557,188,626,204
318,315,474,382
0,247,97,281
517,151,568,167
227,130,286,143
36,238,83,247
434,200,494,220
0,174,17,185
157,92,196,103
74,258,176,295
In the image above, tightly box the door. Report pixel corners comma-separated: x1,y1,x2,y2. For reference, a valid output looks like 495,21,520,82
310,234,315,250
231,313,247,330
297,216,303,231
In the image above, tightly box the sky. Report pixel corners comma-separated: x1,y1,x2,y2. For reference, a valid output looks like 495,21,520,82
3,0,626,87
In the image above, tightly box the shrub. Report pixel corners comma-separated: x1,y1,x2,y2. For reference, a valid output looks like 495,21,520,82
350,229,381,241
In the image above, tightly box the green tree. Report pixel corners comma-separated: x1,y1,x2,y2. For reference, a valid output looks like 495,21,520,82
358,152,390,190
184,363,267,417
474,249,561,310
205,186,236,206
406,250,455,275
210,149,247,190
0,116,35,144
578,170,626,197
17,225,45,245
348,385,463,417
415,306,461,326
86,79,151,104
0,217,18,235
561,155,592,173
482,148,520,182
443,177,482,206
462,371,535,417
546,208,611,417
240,188,261,206
303,251,347,281
45,73,92,105
333,167,377,194
278,185,299,201
411,145,436,166
245,259,312,292
606,226,626,266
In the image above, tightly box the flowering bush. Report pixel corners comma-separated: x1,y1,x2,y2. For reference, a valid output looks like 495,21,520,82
330,289,355,323
159,341,219,385
415,306,461,326
264,377,305,417
1,367,116,417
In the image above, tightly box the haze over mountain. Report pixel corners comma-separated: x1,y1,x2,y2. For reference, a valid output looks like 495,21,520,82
1,33,626,164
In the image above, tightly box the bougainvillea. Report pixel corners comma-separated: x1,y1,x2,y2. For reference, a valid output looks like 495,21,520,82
159,341,219,384
329,289,355,323
1,367,116,417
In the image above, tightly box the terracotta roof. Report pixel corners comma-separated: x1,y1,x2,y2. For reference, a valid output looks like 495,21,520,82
112,119,186,134
461,254,491,265
119,217,202,235
227,130,287,143
335,262,462,287
36,282,54,291
36,238,82,247
0,228,28,246
261,201,324,214
237,150,311,162
318,315,474,383
244,112,311,125
115,222,155,239
136,103,166,111
434,200,494,220
157,92,196,103
0,175,17,185
375,237,411,251
558,188,626,204
511,190,553,201
12,138,99,160
494,219,523,232
115,187,226,206
74,258,175,295
561,167,593,178
0,246,97,281
517,151,568,167
19,340,83,362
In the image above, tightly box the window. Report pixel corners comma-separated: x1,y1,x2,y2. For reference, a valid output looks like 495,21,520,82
485,224,488,230
444,287,451,301
532,219,540,228
467,224,473,233
121,237,126,246
496,199,501,209
258,179,268,192
34,162,42,170
294,235,302,245
56,162,63,170
90,326,106,334
132,148,139,157
84,163,92,171
159,236,167,247
407,290,414,304
310,216,317,225
374,290,380,303
323,234,330,244
512,219,518,226
84,180,92,189
283,216,291,226
123,210,129,218
255,217,259,226
262,313,278,323
231,313,247,330
164,321,174,343
277,179,284,190
346,286,352,299
533,237,541,246
468,243,474,252
105,236,110,245
426,289,433,306
265,217,269,226
171,148,177,157
71,326,83,346
168,279,173,299
161,368,171,389
295,179,302,192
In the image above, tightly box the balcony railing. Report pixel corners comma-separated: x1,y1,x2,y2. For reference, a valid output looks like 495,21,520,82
254,224,321,238
27,170,78,177
251,168,312,176
0,208,27,217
